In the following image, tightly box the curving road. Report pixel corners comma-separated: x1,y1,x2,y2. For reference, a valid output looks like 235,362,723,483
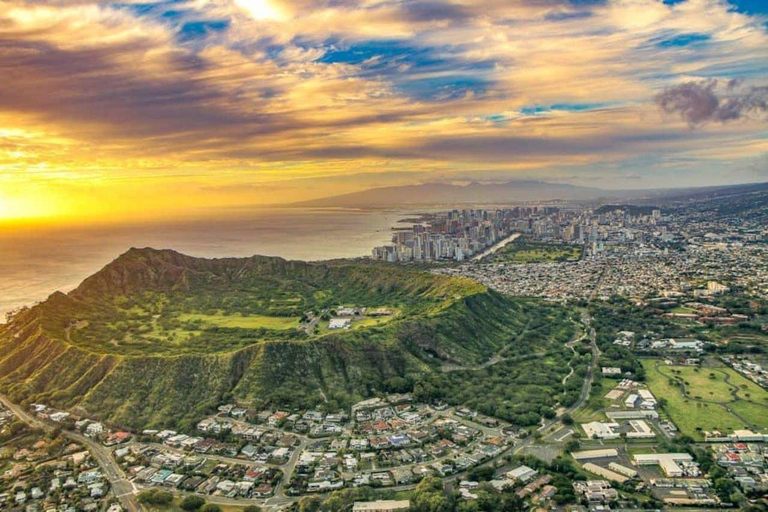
0,394,142,512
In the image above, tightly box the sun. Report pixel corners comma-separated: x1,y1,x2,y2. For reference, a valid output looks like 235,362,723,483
0,196,15,220
234,0,286,21
0,193,51,222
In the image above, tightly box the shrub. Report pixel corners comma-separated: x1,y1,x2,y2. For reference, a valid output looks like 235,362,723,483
137,489,173,505
180,495,206,510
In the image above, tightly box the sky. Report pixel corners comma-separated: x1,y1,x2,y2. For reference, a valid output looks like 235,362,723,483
1,0,767,224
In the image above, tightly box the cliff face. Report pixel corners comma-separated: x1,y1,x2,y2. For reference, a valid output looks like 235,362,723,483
0,248,524,430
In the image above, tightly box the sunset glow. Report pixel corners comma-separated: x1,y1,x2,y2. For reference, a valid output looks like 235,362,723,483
1,0,767,224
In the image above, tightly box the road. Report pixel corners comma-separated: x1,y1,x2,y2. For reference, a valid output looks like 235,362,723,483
0,309,602,511
561,316,589,391
538,311,599,443
441,350,548,373
0,394,142,512
589,263,610,300
565,314,600,417
470,233,521,261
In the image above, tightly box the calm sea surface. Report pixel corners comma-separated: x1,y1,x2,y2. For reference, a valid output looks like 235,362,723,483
0,208,408,320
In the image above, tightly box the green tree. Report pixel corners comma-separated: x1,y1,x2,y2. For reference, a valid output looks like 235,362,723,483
137,489,173,505
411,476,452,512
298,496,322,512
180,495,206,510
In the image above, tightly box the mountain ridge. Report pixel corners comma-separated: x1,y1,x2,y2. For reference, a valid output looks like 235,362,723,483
292,179,606,208
0,248,577,430
291,179,768,208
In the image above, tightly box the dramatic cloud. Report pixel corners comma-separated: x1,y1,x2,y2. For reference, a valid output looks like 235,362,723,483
1,0,768,221
656,79,768,127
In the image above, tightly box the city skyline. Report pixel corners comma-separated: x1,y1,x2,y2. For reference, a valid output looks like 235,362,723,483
2,0,768,225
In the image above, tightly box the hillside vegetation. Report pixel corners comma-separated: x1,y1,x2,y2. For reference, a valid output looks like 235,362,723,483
0,248,577,430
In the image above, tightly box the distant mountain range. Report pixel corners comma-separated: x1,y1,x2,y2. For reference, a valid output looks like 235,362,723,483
293,180,606,208
292,179,768,208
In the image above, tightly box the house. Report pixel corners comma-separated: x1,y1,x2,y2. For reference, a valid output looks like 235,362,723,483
89,483,106,497
234,481,253,496
506,465,537,483
240,444,260,459
85,422,104,438
391,467,413,484
197,418,218,432
253,483,273,497
49,412,70,422
78,469,103,484
164,474,185,487
537,485,557,500
271,447,290,460
216,480,236,494
308,480,344,492
244,468,264,482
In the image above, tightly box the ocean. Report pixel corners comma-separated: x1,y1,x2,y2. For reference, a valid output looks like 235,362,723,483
0,208,407,321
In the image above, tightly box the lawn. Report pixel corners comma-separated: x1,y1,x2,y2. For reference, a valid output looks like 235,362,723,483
351,315,398,330
654,365,737,402
669,306,697,315
642,359,767,439
730,400,768,429
493,242,582,263
573,378,612,423
145,498,252,512
720,367,768,402
178,313,301,330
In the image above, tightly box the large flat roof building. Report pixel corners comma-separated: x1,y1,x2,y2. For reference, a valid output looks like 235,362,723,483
572,449,619,461
633,453,693,477
607,410,659,420
582,422,621,440
582,463,628,483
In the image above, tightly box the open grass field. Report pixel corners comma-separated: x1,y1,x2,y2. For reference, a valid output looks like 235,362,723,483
178,313,301,330
492,242,582,263
146,500,251,512
642,359,768,440
351,314,398,330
